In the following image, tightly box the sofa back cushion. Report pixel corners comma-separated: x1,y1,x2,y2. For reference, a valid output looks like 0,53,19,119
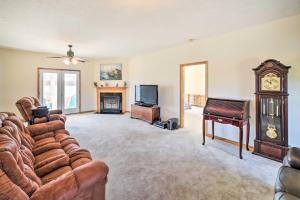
287,147,300,170
5,115,35,150
0,113,41,196
0,169,30,200
0,134,41,196
16,97,41,121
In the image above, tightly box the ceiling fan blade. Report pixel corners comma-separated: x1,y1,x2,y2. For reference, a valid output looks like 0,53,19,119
75,57,86,62
47,56,66,58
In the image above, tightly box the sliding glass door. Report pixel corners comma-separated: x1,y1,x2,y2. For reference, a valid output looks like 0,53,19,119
39,69,80,114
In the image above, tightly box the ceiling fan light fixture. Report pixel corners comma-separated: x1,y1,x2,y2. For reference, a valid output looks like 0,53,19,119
48,45,85,65
63,58,70,65
71,58,78,65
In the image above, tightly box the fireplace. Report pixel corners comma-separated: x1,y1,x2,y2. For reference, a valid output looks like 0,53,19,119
100,93,122,114
96,86,127,113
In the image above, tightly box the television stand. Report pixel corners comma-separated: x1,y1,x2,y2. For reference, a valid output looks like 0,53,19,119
131,104,160,124
136,103,153,107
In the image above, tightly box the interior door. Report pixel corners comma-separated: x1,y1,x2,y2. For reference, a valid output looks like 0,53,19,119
39,69,80,114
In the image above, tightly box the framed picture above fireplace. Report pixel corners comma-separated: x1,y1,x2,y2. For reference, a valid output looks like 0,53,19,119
100,63,122,80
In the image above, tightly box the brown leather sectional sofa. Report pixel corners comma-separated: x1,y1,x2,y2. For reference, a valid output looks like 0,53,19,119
0,112,108,200
16,97,66,124
274,147,300,200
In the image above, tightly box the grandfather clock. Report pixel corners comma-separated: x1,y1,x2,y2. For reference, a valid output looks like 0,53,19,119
253,59,291,162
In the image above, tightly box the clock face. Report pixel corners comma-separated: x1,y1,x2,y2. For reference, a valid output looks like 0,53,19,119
261,73,281,91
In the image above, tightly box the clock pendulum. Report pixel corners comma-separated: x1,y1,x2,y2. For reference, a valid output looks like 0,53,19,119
266,98,277,139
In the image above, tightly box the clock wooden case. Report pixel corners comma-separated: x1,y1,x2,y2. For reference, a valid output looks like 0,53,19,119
253,59,291,162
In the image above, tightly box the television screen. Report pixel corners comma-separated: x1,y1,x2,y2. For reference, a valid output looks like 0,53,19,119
135,85,158,106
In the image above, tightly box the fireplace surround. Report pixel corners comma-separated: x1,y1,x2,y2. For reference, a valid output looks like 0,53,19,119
100,93,122,113
96,86,127,113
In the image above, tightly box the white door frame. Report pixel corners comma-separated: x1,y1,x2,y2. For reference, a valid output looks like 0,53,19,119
38,68,81,114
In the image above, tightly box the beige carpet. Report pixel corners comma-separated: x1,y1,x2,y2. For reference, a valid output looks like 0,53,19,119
66,113,281,200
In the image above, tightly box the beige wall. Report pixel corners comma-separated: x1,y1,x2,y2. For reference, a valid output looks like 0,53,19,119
184,64,206,95
0,48,130,115
0,62,4,107
128,15,300,147
0,48,97,114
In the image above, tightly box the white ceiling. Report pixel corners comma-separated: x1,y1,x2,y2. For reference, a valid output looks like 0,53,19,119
0,0,300,58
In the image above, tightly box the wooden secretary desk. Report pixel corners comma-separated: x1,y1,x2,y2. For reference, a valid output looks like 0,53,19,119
202,98,250,159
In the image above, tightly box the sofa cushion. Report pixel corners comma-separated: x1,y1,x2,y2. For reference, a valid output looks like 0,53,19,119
34,132,55,141
0,134,40,196
34,137,56,147
27,120,65,138
33,114,66,124
34,149,66,164
41,166,73,184
35,154,70,177
33,142,62,156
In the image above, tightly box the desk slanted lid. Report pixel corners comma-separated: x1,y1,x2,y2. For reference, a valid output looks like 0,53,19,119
203,98,250,120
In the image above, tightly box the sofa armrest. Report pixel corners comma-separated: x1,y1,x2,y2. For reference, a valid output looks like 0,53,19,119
275,166,300,198
287,147,300,170
49,109,62,115
274,192,300,200
30,160,108,200
27,120,65,138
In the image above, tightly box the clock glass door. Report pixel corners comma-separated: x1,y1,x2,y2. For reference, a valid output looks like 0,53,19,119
260,97,282,143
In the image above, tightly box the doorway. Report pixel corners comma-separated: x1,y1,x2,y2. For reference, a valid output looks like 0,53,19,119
38,68,81,114
180,62,208,129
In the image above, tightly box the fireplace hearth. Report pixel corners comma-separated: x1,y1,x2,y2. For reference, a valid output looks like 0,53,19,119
100,93,122,114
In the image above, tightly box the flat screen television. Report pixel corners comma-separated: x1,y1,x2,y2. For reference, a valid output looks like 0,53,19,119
135,85,158,106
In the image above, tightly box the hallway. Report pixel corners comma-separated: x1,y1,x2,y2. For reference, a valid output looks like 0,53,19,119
184,106,203,134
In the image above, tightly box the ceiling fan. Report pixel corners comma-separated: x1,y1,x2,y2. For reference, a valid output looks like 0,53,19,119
47,44,86,65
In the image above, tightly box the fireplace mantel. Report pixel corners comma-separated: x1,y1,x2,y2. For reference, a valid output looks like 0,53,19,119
96,86,127,113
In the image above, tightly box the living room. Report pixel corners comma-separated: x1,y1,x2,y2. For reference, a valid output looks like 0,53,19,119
0,1,300,200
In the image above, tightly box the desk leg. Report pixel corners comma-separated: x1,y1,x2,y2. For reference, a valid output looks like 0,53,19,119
202,119,205,145
239,126,243,159
246,119,250,151
212,120,215,140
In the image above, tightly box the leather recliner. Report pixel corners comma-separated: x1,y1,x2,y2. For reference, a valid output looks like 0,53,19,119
0,112,108,200
274,147,300,200
16,97,66,124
